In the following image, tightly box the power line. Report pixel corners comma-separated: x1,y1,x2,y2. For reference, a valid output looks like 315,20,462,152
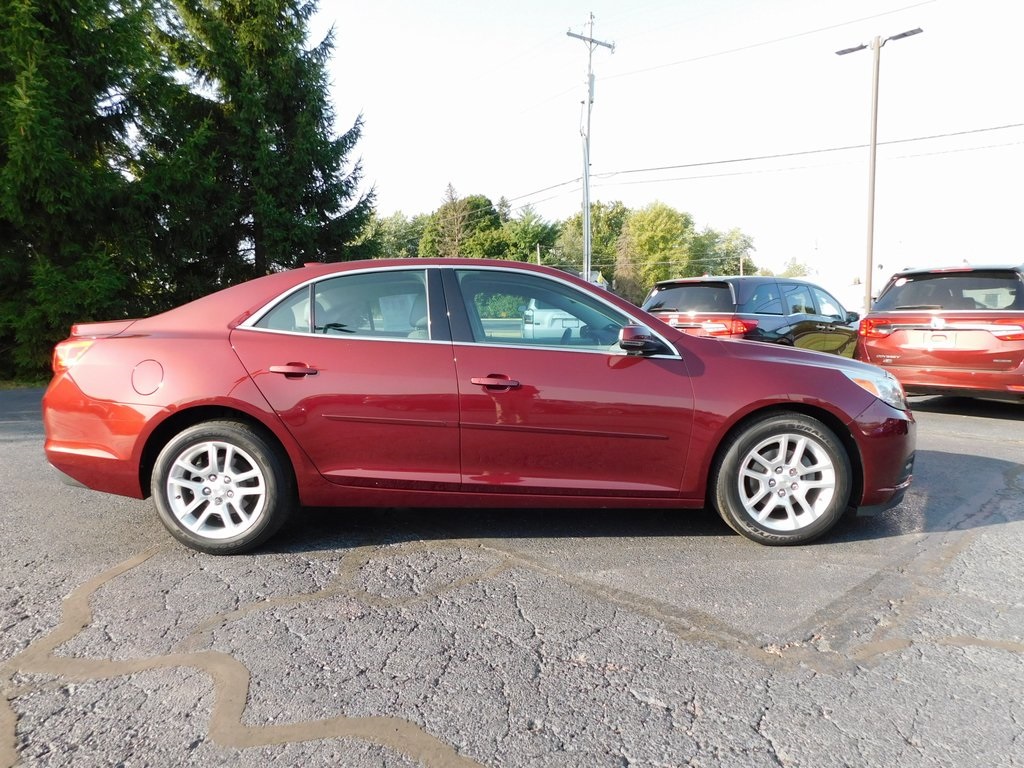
505,122,1024,208
603,0,938,82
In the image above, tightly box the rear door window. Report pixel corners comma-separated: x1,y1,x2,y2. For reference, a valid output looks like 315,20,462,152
781,283,815,315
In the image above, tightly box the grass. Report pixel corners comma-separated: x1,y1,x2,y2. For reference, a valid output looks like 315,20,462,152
0,378,49,390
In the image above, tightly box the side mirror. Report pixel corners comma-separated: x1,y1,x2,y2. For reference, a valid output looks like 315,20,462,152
845,311,860,324
618,325,669,356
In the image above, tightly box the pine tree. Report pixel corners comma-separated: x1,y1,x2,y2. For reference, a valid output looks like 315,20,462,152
0,0,154,375
155,0,373,279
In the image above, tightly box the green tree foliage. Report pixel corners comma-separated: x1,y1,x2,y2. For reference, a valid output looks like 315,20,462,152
0,0,154,376
503,206,559,263
554,201,629,280
614,202,694,303
362,211,428,259
779,256,809,277
419,187,508,258
686,227,756,277
154,0,373,278
0,0,374,376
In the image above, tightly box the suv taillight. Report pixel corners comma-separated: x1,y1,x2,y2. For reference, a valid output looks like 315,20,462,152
703,318,757,337
859,319,894,338
990,318,1024,341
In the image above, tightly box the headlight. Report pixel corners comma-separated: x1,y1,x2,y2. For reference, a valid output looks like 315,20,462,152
843,369,909,411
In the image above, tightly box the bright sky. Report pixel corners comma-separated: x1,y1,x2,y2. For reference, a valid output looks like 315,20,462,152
314,0,1023,308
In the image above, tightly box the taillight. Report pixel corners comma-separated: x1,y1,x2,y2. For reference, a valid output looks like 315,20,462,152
990,318,1024,341
52,339,94,373
703,318,757,337
858,318,894,338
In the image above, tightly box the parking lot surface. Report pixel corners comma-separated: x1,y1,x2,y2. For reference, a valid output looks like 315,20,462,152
2,388,1022,767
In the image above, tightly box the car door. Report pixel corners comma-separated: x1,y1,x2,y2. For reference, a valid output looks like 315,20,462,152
231,267,461,489
444,267,695,497
779,282,823,351
809,286,858,357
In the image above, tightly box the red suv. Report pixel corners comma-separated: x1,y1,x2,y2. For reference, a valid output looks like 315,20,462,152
855,264,1024,399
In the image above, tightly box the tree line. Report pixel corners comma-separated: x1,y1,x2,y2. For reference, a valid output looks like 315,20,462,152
1,0,758,379
363,185,758,305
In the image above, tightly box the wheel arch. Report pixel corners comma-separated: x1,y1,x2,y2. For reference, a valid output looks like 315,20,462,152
139,405,296,500
706,403,864,512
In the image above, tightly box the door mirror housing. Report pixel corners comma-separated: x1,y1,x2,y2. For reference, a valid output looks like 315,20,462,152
618,325,670,356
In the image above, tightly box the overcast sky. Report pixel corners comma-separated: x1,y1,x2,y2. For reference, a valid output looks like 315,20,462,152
313,0,1023,304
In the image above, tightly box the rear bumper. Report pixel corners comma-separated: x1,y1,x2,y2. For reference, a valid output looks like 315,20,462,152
872,364,1024,399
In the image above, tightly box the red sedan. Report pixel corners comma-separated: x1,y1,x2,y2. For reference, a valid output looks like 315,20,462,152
43,259,915,553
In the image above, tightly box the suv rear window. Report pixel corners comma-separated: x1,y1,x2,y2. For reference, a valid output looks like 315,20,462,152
873,270,1024,311
643,283,733,312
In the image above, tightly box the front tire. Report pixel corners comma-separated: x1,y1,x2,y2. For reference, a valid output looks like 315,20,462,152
151,420,295,554
711,413,851,545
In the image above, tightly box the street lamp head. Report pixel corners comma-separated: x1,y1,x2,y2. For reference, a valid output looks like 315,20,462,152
836,43,868,56
887,27,923,42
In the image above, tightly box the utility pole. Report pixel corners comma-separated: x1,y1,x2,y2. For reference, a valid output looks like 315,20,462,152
567,13,613,284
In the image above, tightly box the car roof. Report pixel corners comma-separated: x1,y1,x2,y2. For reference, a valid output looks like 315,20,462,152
652,275,807,288
885,263,1024,278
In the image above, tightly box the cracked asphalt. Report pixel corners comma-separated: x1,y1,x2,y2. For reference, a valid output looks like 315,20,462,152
1,388,1022,767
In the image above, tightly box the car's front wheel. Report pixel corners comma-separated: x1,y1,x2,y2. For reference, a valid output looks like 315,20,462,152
711,413,851,545
151,420,295,554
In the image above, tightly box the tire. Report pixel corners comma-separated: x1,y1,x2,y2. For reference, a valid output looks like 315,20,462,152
151,420,295,555
711,413,851,546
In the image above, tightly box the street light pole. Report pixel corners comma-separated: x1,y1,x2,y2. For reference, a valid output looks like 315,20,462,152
837,27,922,313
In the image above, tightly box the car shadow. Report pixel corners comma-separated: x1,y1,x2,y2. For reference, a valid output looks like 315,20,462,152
909,395,1024,420
268,504,732,555
266,446,1022,554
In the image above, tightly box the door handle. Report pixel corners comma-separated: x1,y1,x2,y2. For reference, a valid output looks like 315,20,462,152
269,364,318,378
470,375,520,390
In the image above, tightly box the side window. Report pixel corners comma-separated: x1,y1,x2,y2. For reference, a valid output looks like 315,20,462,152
782,284,814,315
255,287,311,333
745,283,783,315
812,287,845,319
312,270,428,339
455,270,629,349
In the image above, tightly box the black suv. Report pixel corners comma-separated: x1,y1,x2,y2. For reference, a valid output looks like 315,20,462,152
642,275,860,357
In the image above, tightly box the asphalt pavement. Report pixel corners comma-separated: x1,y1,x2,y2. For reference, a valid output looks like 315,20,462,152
1,388,1022,767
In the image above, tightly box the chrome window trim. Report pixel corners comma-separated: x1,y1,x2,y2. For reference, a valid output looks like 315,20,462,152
239,265,430,336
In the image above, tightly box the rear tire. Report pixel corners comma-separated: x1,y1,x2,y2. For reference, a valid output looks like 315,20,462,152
711,413,851,545
151,420,295,554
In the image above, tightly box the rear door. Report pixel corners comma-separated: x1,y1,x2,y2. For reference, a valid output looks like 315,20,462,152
778,282,826,351
808,285,858,357
231,267,461,489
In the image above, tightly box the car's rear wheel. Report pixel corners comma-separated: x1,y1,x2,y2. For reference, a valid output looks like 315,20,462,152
711,413,851,545
151,421,294,554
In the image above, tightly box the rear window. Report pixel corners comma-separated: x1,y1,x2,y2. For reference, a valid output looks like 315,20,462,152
873,270,1024,311
643,283,734,312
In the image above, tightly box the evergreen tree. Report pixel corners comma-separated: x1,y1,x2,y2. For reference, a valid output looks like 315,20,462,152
155,0,373,279
0,0,155,376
